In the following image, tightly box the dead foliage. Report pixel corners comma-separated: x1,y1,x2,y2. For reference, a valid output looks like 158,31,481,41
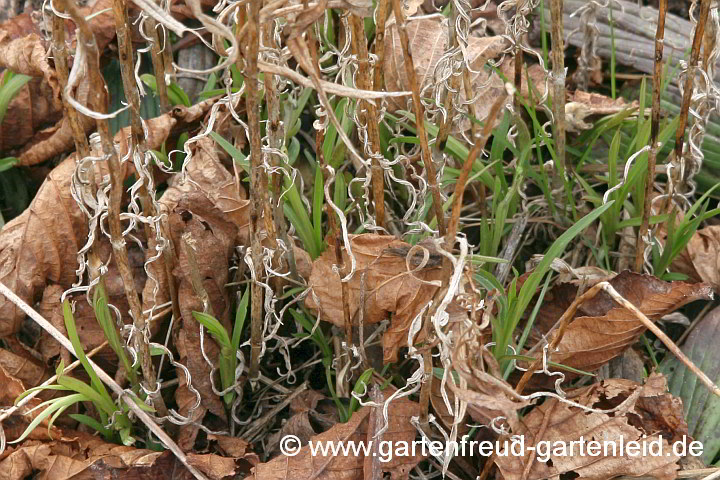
523,271,712,382
495,374,687,480
305,233,447,362
246,393,424,480
0,100,215,338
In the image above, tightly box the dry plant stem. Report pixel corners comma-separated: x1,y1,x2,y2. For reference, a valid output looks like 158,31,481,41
674,0,712,162
146,17,171,112
444,94,506,246
317,127,353,347
635,0,667,272
602,283,720,398
110,0,169,415
242,0,269,383
514,281,608,394
51,0,89,158
390,0,446,237
373,0,390,92
349,14,385,229
182,233,216,317
549,0,567,179
0,283,209,480
262,12,297,282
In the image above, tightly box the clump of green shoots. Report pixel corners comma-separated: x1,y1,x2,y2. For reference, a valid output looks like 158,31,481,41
13,284,153,446
191,286,249,406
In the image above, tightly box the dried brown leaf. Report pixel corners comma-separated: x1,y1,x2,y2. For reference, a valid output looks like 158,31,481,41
384,18,507,125
140,136,249,426
246,395,425,480
564,91,638,132
305,234,446,363
0,1,117,165
526,271,712,382
0,429,244,480
0,101,216,338
670,225,720,293
495,374,686,480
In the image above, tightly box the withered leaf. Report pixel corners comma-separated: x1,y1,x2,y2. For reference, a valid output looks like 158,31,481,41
564,91,638,132
143,136,249,429
305,234,446,363
384,18,507,124
524,271,712,381
0,101,216,338
0,429,245,480
246,395,424,480
670,225,720,293
495,374,686,480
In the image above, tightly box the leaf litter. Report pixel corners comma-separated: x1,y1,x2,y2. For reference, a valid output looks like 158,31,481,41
0,0,719,479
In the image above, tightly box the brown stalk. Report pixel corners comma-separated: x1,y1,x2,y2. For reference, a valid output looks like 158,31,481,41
635,0,667,272
349,14,385,229
549,0,567,181
444,94,506,247
372,0,390,92
263,11,298,281
302,20,354,348
673,0,711,164
51,0,89,158
390,0,446,237
145,16,172,112
110,0,178,415
241,0,271,383
66,0,173,415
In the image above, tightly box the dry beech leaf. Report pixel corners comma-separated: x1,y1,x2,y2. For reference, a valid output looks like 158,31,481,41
0,76,63,153
141,136,249,436
564,91,638,132
670,225,720,293
384,18,507,123
496,374,686,480
0,0,116,165
450,335,529,426
0,100,216,338
305,234,446,363
267,390,339,456
0,429,247,480
246,395,425,480
524,271,712,383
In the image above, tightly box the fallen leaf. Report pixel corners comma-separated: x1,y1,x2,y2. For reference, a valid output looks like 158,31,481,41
495,374,685,480
141,136,249,433
670,225,720,293
0,0,118,166
564,91,638,132
0,429,247,480
384,18,507,126
523,271,712,383
304,234,446,363
0,100,216,338
246,394,425,480
660,304,720,464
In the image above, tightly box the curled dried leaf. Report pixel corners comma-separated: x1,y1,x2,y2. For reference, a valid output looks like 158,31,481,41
246,394,424,480
524,271,712,385
304,234,446,362
495,374,686,480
